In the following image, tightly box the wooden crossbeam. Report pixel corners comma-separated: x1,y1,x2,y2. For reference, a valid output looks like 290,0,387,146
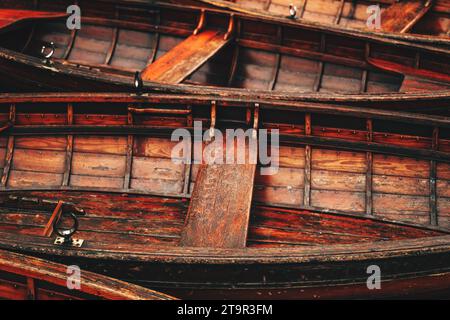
368,58,450,85
141,29,231,84
381,0,433,33
181,141,257,248
0,9,67,32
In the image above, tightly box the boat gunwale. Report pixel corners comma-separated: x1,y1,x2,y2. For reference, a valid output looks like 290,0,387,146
1,47,450,103
0,230,449,265
0,248,176,300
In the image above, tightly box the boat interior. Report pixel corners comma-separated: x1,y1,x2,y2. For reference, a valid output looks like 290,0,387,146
0,0,449,94
0,94,448,257
201,0,450,37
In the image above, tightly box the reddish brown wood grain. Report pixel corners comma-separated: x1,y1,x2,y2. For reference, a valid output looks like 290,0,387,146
0,249,175,300
0,9,67,31
142,29,230,84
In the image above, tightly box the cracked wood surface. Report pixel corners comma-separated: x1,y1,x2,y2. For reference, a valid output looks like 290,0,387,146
181,142,257,248
381,0,433,33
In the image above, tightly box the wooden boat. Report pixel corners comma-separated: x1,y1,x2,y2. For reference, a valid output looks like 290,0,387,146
0,92,449,299
196,0,450,39
0,0,449,96
0,248,176,300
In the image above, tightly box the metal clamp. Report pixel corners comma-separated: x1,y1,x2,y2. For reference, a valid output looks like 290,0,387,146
41,42,55,65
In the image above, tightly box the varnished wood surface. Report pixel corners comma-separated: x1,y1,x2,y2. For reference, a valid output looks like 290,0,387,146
381,0,433,33
0,9,67,32
0,248,176,300
142,29,231,84
0,94,448,234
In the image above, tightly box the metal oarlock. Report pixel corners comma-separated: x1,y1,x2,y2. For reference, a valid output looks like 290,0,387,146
53,211,84,248
41,42,55,65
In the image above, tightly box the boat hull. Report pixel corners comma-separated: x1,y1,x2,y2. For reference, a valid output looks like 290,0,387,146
2,243,449,299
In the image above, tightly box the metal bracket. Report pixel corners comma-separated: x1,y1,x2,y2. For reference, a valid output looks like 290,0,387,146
194,9,206,35
54,237,84,248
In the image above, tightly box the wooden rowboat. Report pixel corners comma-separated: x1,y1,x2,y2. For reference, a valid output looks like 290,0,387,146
0,0,449,96
195,0,450,39
0,92,449,299
0,248,176,300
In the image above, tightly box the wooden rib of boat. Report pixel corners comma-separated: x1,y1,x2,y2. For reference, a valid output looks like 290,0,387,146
0,248,176,300
195,0,450,39
0,92,449,299
0,0,449,96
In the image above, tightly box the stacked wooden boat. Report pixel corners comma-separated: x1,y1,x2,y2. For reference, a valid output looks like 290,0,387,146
0,0,448,299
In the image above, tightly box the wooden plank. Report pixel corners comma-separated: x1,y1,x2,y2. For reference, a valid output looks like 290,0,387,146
381,0,433,33
124,111,133,190
303,113,312,206
141,29,231,84
366,119,373,216
26,278,36,300
181,143,257,248
8,170,62,188
62,104,73,187
368,58,450,84
0,9,67,32
1,105,15,187
42,201,63,237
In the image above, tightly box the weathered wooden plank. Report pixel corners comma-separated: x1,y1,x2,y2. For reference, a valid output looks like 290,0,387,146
1,105,15,187
373,155,430,178
141,29,230,84
366,119,373,215
70,175,123,189
181,143,256,248
254,185,304,207
71,152,126,178
381,0,433,33
311,189,366,213
312,170,365,192
304,113,312,206
8,170,62,188
62,105,73,187
124,111,133,190
312,149,366,173
12,149,65,173
373,193,430,215
42,201,63,237
373,175,430,196
14,137,66,151
73,136,128,155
